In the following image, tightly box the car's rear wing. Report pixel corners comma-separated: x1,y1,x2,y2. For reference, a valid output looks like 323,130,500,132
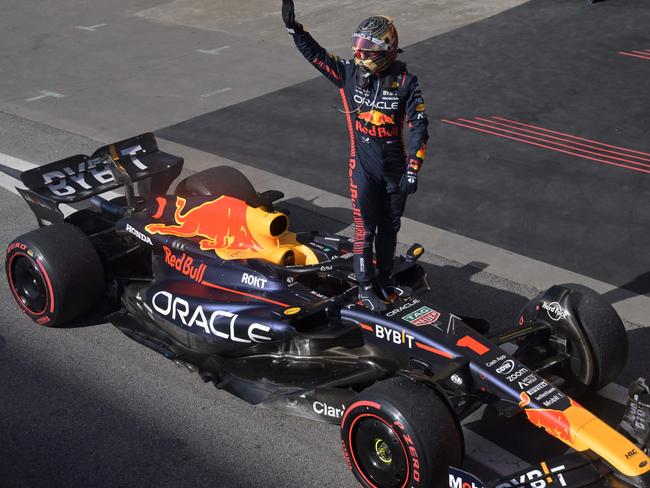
20,133,183,204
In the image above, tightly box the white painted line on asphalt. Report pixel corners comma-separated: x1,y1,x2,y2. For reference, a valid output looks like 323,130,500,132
197,46,230,55
0,153,36,171
0,172,21,197
25,91,64,103
76,23,107,32
200,87,232,98
0,151,122,213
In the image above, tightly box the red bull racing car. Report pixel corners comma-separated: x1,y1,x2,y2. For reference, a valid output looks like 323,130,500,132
5,134,650,488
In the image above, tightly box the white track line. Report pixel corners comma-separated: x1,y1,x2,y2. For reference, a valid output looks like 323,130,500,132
0,151,122,215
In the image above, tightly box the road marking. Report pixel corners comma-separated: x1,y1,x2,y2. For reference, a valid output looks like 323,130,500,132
0,151,121,215
76,24,107,32
197,46,229,55
200,87,232,98
442,116,650,175
25,91,64,103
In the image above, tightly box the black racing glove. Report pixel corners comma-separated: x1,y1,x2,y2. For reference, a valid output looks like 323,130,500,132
282,0,303,33
400,159,420,195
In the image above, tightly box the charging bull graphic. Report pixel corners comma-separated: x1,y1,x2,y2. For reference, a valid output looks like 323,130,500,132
357,110,395,126
520,392,593,447
146,196,261,252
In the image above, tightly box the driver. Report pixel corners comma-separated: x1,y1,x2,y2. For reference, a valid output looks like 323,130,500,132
282,1,429,311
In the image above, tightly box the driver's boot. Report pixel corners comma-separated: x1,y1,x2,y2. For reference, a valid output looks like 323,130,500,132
358,283,389,312
378,274,413,302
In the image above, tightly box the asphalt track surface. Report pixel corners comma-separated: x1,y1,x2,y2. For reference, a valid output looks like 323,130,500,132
160,0,650,293
1,0,650,487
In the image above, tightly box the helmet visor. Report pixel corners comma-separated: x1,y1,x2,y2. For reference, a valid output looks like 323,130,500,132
351,33,389,52
354,49,385,61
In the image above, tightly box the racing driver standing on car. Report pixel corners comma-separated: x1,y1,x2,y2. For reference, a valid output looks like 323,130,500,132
282,1,429,311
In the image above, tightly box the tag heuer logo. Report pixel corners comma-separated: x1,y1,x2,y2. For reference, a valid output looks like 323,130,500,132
403,306,441,326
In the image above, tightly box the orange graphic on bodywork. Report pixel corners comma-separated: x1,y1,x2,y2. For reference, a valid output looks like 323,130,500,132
146,196,261,252
526,407,574,442
524,399,593,446
358,110,395,126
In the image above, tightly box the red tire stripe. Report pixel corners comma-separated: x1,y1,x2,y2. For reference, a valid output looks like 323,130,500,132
7,252,54,317
342,400,381,426
36,259,55,313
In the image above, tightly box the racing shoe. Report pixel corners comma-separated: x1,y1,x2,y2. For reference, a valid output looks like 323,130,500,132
358,284,389,312
378,275,413,302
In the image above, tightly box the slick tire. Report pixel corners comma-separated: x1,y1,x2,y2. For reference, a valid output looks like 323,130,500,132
174,166,265,207
341,376,463,488
558,283,628,390
5,224,105,327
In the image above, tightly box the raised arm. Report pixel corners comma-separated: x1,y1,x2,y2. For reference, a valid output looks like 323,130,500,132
282,0,347,87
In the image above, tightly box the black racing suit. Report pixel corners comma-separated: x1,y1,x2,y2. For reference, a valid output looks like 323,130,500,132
290,29,429,285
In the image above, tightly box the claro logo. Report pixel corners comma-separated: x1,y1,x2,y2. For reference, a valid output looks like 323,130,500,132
151,291,271,343
312,401,346,419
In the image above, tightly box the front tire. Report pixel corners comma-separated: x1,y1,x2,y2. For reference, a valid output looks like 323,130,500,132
5,224,105,326
557,283,628,390
341,376,463,488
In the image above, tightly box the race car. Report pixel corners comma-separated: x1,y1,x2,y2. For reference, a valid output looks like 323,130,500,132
5,133,650,488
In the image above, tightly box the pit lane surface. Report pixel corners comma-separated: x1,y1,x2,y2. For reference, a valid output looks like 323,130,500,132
0,0,649,486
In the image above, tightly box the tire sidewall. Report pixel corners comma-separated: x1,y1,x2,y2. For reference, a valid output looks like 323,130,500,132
341,399,429,488
5,240,58,326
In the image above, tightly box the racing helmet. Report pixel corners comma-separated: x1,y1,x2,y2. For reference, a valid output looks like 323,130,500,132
351,16,399,75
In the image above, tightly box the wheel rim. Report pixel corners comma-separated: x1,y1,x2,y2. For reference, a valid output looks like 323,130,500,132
11,255,47,315
352,415,408,487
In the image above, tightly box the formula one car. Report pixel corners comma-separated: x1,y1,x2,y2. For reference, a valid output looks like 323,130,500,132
5,134,650,488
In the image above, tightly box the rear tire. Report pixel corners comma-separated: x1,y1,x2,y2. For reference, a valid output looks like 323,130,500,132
5,224,105,326
341,376,463,488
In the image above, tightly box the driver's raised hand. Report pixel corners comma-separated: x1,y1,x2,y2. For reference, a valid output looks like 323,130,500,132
282,0,302,33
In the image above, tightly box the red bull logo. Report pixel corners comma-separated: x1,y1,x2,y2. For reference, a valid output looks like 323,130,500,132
162,245,207,283
146,196,261,252
525,408,574,443
357,110,395,126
